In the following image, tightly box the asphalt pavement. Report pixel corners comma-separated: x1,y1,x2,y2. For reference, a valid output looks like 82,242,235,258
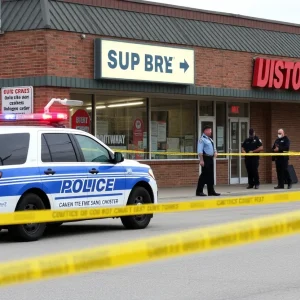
1,185,300,300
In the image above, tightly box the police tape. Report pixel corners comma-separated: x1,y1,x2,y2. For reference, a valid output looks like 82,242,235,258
1,208,300,287
0,191,300,226
109,149,300,156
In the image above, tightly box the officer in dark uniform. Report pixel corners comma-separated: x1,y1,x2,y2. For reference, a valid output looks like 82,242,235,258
272,128,292,189
196,125,220,197
241,128,263,189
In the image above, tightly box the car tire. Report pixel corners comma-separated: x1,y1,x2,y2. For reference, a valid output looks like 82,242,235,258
8,193,47,242
121,186,153,230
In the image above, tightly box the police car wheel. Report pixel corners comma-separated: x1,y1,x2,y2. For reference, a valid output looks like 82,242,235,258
8,193,47,242
121,187,152,230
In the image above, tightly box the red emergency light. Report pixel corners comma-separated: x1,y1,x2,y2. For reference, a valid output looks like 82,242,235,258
0,112,68,122
0,98,83,125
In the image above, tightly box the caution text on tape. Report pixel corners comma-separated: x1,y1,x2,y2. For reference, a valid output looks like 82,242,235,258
0,191,299,226
1,209,300,287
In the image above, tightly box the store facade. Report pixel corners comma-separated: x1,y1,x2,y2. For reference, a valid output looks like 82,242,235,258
1,0,300,187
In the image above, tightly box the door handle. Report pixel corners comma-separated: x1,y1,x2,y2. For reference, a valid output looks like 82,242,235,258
89,168,99,174
44,168,55,175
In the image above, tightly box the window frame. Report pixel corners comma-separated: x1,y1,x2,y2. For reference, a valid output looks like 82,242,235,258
215,100,228,160
72,133,113,164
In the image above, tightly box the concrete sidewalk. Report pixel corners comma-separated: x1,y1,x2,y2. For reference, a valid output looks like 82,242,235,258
158,184,300,201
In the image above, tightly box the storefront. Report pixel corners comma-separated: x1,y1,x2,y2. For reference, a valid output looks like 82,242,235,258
1,0,300,187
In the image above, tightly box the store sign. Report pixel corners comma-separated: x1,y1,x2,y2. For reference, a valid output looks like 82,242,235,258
94,39,195,85
252,57,300,91
99,135,125,145
71,109,90,133
1,86,33,114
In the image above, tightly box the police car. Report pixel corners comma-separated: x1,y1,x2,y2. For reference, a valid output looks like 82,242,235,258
0,98,158,242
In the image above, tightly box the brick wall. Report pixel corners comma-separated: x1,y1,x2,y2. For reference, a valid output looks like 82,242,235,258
45,31,94,78
2,30,296,91
146,159,228,188
270,102,300,184
250,102,300,185
0,31,47,78
43,31,300,90
250,102,272,184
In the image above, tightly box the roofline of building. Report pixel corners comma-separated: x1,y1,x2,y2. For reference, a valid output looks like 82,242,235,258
2,0,300,29
124,0,300,28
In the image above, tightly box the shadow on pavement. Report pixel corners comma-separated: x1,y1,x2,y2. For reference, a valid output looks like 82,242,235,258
0,222,126,243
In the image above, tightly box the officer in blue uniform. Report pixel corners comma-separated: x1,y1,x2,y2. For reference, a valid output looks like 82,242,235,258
196,125,220,197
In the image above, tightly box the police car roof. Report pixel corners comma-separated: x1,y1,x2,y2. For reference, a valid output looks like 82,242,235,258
0,126,81,133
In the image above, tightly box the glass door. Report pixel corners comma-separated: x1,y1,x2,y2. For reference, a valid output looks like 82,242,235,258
229,118,249,184
199,117,216,184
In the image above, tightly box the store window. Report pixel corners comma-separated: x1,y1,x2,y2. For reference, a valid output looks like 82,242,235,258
216,102,227,154
150,99,197,159
228,102,249,117
200,101,214,116
94,95,147,160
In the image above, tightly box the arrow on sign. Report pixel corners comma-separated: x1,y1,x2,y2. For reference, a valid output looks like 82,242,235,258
180,59,189,73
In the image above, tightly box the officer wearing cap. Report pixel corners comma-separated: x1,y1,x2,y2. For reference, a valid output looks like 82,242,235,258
241,128,263,189
196,125,220,197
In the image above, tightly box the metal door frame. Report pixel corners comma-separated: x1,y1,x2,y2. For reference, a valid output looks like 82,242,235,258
228,117,249,184
198,117,217,185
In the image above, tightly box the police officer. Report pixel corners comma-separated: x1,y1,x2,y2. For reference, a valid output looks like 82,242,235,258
196,125,220,197
241,128,263,189
272,128,292,189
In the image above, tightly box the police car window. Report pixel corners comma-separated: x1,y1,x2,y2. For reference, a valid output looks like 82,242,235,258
74,134,111,163
0,133,29,165
41,135,52,162
43,133,78,162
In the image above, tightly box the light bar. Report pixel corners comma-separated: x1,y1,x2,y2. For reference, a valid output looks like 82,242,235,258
86,106,106,110
107,101,144,108
0,113,68,122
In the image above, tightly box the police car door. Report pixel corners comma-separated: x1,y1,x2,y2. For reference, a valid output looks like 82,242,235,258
71,133,126,208
38,131,89,210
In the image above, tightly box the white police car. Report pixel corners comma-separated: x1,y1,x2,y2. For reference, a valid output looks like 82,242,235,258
0,99,158,242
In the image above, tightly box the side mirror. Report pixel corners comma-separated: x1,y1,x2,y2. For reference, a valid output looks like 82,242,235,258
113,152,124,163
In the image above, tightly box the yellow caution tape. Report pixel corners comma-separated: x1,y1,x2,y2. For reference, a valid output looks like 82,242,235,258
0,191,299,226
82,147,298,156
1,208,300,287
110,149,300,156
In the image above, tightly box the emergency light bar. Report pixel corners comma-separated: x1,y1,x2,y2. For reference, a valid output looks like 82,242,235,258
0,112,68,122
0,98,82,124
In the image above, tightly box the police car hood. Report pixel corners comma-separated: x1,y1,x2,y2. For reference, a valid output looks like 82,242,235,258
122,159,150,168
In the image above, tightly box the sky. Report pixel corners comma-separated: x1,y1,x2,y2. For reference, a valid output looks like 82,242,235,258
143,0,300,25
